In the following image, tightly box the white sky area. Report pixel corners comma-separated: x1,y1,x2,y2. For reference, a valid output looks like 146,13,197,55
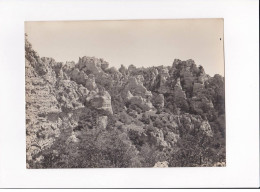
25,19,224,76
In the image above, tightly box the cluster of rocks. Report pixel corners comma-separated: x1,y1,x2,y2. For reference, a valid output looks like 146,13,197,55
25,35,225,168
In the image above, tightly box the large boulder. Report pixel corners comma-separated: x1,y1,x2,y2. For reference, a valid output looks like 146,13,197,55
157,67,170,94
77,56,105,75
173,78,186,99
88,90,113,114
127,77,152,99
127,92,154,111
148,68,159,88
56,80,85,111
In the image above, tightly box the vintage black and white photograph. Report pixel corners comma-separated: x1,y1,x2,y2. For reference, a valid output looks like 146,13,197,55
25,19,225,168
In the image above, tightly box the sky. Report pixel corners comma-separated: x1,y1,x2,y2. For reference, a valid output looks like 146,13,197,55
25,19,224,76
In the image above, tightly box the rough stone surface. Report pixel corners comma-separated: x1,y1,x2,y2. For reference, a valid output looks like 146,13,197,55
173,78,187,99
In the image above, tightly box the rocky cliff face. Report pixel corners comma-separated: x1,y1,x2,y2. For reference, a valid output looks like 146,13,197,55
25,35,225,168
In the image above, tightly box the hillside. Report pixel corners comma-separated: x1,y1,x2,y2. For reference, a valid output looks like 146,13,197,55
25,35,225,168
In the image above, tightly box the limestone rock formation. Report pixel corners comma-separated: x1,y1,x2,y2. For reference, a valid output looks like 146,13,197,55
126,77,152,99
157,67,170,94
127,93,154,111
87,90,113,114
77,56,104,75
25,35,225,168
200,120,213,137
173,78,187,99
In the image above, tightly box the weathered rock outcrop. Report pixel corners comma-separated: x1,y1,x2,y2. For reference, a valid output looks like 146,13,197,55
125,77,152,99
87,90,113,114
200,120,213,137
126,91,153,111
25,34,225,168
77,56,105,74
26,49,62,163
173,78,187,99
157,67,170,94
122,77,153,111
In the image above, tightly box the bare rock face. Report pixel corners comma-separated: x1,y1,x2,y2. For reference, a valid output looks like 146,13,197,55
150,68,159,86
85,74,97,91
26,56,62,164
123,77,153,111
77,56,105,75
177,59,199,97
127,93,153,111
180,70,194,94
200,121,213,137
56,80,85,111
127,77,152,98
88,90,113,114
78,85,90,98
39,57,58,84
51,62,64,79
70,68,87,85
173,78,187,99
157,67,170,94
